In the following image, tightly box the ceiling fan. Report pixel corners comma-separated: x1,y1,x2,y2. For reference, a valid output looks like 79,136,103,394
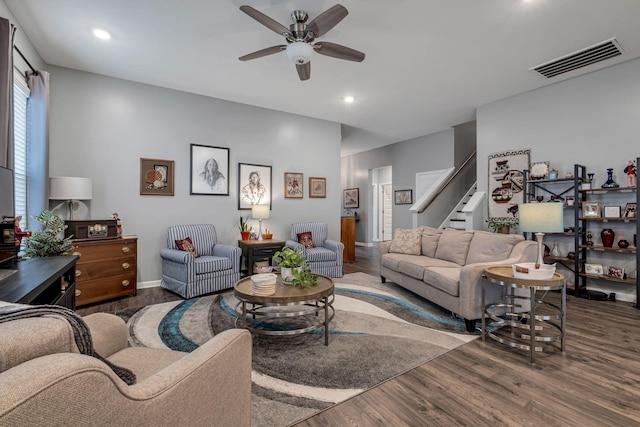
238,4,365,81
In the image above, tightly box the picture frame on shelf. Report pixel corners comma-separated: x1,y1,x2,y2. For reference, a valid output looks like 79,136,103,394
238,163,272,210
343,188,359,209
624,202,637,218
607,266,625,279
284,172,303,199
189,144,229,196
582,202,601,218
603,206,621,219
584,263,603,276
140,157,175,196
309,177,326,198
394,189,413,205
529,161,550,180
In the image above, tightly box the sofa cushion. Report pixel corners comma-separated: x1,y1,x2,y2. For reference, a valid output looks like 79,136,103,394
194,256,233,274
466,231,524,264
397,257,460,280
434,228,474,265
423,267,461,297
296,231,315,248
389,228,422,255
175,237,200,258
420,226,443,258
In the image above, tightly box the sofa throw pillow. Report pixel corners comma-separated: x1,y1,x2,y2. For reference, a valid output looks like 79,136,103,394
297,232,315,248
466,231,524,264
434,228,474,265
389,228,422,255
420,226,443,258
175,237,200,257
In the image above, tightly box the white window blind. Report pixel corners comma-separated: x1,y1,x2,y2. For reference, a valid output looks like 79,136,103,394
13,70,30,230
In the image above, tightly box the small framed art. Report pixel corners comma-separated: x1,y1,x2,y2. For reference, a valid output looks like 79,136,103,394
190,144,229,195
394,189,412,205
140,158,175,196
343,188,359,209
582,202,601,218
584,263,603,276
284,172,303,198
607,266,625,279
309,177,326,198
624,202,637,218
238,163,272,210
604,206,621,219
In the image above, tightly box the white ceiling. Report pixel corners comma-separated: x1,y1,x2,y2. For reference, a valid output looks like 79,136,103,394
6,0,640,155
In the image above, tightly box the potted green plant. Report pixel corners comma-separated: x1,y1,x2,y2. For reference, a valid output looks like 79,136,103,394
238,216,251,240
290,264,318,288
23,210,75,258
487,219,517,234
273,247,307,283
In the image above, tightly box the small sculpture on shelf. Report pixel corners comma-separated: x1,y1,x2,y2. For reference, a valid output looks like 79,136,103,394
601,168,619,189
585,230,594,246
112,212,122,237
624,160,636,187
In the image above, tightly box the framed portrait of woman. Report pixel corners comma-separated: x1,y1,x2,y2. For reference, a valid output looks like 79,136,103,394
190,144,230,195
238,163,272,210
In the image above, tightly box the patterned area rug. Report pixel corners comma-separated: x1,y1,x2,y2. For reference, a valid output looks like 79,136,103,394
121,273,480,426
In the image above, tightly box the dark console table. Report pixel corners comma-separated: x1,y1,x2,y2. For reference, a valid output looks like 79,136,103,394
237,239,285,276
0,256,78,309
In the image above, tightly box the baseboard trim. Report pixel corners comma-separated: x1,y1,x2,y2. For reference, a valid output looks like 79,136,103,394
138,280,161,289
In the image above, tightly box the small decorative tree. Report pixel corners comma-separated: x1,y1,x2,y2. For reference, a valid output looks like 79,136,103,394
23,210,75,258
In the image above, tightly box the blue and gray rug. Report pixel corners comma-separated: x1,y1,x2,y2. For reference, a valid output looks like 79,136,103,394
123,273,479,427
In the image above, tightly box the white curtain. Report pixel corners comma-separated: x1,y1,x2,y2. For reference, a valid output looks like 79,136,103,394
0,17,15,168
25,71,50,230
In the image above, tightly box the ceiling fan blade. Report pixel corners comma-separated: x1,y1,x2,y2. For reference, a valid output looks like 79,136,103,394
306,4,348,38
296,62,310,81
240,5,290,36
314,42,365,62
239,45,286,61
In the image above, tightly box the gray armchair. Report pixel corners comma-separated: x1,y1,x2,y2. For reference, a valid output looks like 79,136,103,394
286,221,344,277
160,224,241,298
0,311,252,426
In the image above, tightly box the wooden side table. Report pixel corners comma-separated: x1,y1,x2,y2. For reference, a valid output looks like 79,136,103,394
237,239,285,276
482,266,566,364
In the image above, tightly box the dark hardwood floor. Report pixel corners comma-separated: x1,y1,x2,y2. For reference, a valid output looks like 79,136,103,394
78,246,640,426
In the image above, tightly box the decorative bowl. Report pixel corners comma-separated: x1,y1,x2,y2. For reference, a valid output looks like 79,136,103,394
512,262,556,280
262,233,273,240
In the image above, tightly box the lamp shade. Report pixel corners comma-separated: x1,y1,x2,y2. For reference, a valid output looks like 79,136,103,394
49,177,93,200
252,204,270,220
286,42,313,64
518,203,563,233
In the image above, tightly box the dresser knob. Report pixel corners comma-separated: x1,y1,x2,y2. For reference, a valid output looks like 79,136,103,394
75,270,82,277
121,247,130,253
75,289,81,297
122,280,130,287
72,251,81,257
122,262,130,269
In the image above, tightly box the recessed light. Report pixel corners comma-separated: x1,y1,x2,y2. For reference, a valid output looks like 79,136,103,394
343,96,355,104
93,29,112,40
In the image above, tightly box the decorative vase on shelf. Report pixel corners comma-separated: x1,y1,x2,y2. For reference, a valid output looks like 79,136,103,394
601,168,620,188
618,239,630,249
601,228,615,248
550,241,560,257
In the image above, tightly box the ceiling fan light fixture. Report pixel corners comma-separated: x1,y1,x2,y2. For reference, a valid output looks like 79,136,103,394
286,42,313,64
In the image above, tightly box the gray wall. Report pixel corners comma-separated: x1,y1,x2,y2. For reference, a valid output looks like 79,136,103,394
47,67,342,284
341,129,454,243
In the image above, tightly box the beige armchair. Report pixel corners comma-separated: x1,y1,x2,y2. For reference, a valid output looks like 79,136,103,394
0,311,252,426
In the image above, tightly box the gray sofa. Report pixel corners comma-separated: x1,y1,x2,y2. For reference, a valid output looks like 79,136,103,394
379,227,537,332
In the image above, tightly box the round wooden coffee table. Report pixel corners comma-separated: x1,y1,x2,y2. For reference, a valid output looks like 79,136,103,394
233,273,335,345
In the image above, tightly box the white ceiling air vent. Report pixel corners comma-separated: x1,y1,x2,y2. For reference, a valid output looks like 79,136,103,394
530,37,623,78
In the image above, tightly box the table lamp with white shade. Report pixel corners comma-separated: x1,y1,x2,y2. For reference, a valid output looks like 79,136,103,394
49,177,93,220
518,202,564,268
251,204,270,240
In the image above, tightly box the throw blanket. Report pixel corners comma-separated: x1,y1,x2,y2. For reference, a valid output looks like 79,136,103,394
0,304,136,385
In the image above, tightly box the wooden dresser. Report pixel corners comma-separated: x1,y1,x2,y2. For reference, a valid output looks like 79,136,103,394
341,216,356,263
72,236,137,306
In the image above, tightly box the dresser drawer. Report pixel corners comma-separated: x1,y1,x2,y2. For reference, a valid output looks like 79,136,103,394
253,246,283,257
72,240,137,263
75,256,136,282
75,273,137,306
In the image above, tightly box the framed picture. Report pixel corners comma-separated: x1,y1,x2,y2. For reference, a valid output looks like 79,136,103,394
238,163,272,210
582,202,601,218
624,202,637,218
394,189,413,205
284,172,303,198
190,144,229,195
607,266,625,279
309,177,326,198
529,161,550,180
584,263,603,276
488,149,529,222
140,158,175,196
343,188,359,209
604,206,621,219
